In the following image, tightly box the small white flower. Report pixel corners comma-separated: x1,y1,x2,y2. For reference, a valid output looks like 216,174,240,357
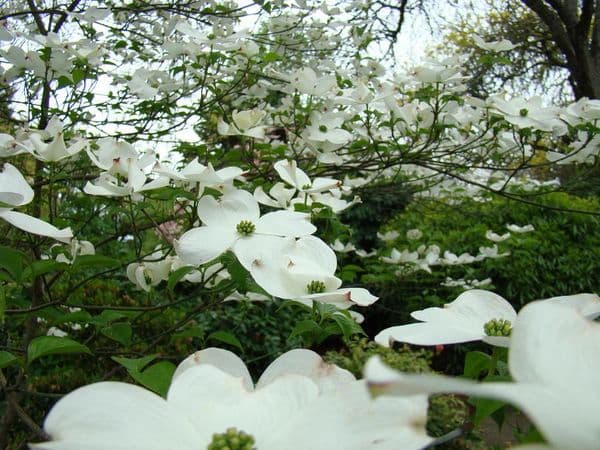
217,109,266,139
506,223,535,233
406,229,423,241
485,230,510,242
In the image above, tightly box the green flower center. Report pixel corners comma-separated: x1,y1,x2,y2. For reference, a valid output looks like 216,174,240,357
236,220,256,236
207,427,256,450
519,108,528,117
318,124,328,132
306,280,326,294
483,318,512,337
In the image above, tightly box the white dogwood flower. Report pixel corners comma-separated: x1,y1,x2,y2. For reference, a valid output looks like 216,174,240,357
367,299,600,450
33,348,433,450
375,290,600,348
175,189,316,266
0,163,72,242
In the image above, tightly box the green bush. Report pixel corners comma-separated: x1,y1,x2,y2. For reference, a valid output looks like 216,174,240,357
362,192,600,334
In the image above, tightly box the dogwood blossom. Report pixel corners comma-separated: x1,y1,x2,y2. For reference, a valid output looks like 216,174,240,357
0,163,72,242
175,189,316,267
239,235,378,308
375,290,600,347
217,109,266,139
366,299,600,450
33,348,433,450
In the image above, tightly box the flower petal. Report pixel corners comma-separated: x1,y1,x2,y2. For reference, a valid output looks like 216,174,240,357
168,363,318,447
257,349,355,391
267,379,432,450
375,322,484,347
411,289,516,333
172,347,253,391
0,162,34,206
542,292,600,319
256,210,316,236
174,226,235,266
31,382,200,450
0,210,72,243
198,189,259,227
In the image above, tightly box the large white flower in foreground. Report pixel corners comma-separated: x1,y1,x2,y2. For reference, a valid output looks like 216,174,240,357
366,300,600,450
175,189,316,266
32,348,433,450
375,290,600,347
0,163,72,242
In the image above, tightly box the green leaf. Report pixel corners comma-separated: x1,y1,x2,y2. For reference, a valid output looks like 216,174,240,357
262,51,280,63
207,330,243,351
101,322,132,346
471,397,507,426
463,351,492,378
22,260,69,280
131,361,176,397
167,266,195,292
289,319,321,340
112,354,157,373
71,68,86,83
0,246,26,281
331,313,364,338
112,355,174,397
0,351,19,369
27,336,91,363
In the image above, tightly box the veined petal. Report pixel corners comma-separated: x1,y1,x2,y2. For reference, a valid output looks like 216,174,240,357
257,349,355,391
173,347,253,391
197,189,259,227
174,226,235,266
509,300,600,394
31,382,200,450
274,159,311,190
411,290,516,332
267,380,432,450
256,210,316,236
542,292,600,319
168,364,318,448
303,287,377,307
375,322,484,347
0,210,72,243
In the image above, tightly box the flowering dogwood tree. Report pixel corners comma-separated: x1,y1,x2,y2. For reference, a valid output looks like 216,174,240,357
0,0,598,448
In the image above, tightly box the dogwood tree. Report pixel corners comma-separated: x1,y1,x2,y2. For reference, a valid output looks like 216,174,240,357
0,1,598,448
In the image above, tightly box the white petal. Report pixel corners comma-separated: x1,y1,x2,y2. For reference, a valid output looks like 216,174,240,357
0,162,34,206
174,226,235,266
32,382,200,450
542,292,600,319
304,287,377,307
267,380,432,450
509,300,600,394
256,210,316,236
257,349,355,391
197,190,259,227
375,322,484,347
168,364,318,446
0,210,72,243
411,290,516,334
274,159,311,190
173,347,253,390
